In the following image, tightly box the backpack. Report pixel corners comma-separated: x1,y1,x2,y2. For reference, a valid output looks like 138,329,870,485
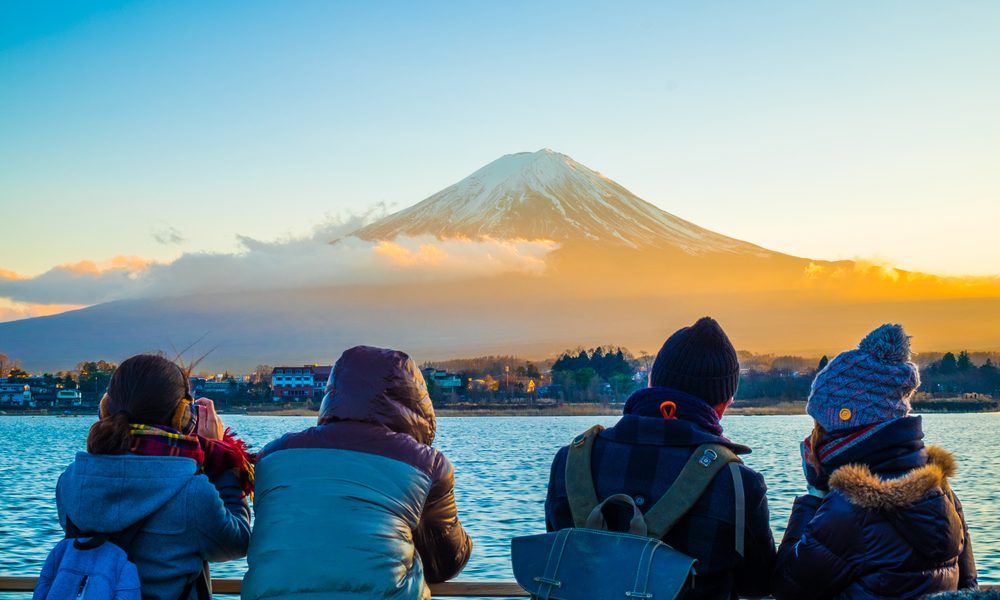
511,425,746,600
34,516,209,600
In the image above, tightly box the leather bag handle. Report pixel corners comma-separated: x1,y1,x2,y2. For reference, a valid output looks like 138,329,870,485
585,493,648,536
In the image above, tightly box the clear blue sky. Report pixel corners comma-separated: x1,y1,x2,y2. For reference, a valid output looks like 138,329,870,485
2,0,999,276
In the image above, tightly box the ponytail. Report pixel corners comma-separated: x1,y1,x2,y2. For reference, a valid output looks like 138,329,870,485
87,411,132,455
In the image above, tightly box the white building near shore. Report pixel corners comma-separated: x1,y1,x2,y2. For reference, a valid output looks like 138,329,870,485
0,382,32,405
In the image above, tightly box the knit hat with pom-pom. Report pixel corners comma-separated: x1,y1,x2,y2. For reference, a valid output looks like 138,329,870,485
807,324,921,432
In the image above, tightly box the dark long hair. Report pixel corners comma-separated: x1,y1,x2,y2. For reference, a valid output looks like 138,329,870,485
87,354,190,454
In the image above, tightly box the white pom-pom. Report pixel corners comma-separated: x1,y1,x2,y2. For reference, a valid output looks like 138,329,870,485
858,323,912,363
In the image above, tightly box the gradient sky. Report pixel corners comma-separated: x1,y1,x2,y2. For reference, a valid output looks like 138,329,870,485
2,0,999,278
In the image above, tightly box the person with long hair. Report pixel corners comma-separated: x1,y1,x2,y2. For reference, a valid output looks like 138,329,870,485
50,354,253,599
772,324,977,599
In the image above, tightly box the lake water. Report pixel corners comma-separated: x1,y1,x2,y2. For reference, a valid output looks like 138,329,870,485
1,414,997,592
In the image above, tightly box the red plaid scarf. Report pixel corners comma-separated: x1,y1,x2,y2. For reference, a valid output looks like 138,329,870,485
129,424,255,498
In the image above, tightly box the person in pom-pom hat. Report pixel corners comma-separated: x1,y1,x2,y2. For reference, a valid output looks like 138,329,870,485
772,324,978,600
544,317,777,600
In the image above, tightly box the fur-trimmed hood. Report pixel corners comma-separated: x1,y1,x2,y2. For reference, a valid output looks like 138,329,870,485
828,446,967,564
829,446,956,510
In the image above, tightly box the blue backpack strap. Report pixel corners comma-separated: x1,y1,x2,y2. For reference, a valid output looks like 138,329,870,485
625,539,659,599
533,528,572,599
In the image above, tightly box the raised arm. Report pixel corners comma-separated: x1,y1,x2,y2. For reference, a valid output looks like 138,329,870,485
189,470,252,562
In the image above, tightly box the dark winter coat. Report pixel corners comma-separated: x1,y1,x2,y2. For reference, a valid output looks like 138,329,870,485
772,446,977,600
242,346,473,600
545,392,777,600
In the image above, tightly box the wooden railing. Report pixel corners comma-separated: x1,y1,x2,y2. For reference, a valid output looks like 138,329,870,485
2,576,995,597
0,577,527,597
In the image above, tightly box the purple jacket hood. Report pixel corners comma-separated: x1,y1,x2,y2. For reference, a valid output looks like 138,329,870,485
318,345,437,446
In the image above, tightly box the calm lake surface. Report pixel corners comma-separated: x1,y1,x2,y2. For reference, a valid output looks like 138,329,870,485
1,414,997,590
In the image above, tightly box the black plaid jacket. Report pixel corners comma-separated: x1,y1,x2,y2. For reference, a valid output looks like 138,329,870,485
545,414,776,600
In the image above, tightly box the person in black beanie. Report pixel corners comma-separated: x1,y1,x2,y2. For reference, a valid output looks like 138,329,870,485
544,317,776,600
649,317,741,405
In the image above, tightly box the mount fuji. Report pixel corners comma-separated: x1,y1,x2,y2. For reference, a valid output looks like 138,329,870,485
2,149,999,371
352,149,772,256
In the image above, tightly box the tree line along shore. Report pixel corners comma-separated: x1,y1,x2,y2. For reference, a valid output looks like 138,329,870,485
2,348,999,415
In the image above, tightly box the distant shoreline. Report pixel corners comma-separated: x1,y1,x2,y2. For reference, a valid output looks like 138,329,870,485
238,402,815,417
2,399,997,418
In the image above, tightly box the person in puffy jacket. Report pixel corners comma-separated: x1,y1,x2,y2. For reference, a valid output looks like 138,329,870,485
242,345,473,600
772,324,977,600
546,317,776,600
47,354,253,600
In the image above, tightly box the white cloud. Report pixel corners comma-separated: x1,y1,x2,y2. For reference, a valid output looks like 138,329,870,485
0,257,154,305
0,210,559,311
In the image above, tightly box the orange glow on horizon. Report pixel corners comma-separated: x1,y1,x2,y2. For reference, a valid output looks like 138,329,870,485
0,298,88,321
55,255,155,275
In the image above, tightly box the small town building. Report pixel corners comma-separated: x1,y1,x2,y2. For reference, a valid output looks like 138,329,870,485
422,368,463,391
311,365,332,398
202,380,237,396
55,389,83,406
20,377,57,406
0,382,32,406
272,365,332,402
189,377,208,397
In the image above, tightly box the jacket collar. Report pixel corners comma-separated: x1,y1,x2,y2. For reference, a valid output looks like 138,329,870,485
829,446,956,509
623,386,724,435
601,413,751,454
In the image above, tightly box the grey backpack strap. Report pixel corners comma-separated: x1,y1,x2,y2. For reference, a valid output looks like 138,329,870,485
730,462,745,557
644,443,741,540
565,425,604,528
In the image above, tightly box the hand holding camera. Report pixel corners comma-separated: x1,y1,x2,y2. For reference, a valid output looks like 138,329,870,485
194,397,225,440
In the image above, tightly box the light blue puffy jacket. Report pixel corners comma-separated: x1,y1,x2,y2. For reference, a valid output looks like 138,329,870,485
244,448,440,599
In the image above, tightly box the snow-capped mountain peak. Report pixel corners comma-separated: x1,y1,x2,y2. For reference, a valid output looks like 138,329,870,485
351,149,769,255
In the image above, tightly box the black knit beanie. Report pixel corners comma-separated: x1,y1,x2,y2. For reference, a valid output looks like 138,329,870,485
649,317,740,405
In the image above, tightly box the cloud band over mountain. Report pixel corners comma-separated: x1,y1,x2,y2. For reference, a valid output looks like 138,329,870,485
0,216,559,319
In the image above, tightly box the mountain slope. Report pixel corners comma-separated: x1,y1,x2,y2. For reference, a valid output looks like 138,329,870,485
352,149,773,256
